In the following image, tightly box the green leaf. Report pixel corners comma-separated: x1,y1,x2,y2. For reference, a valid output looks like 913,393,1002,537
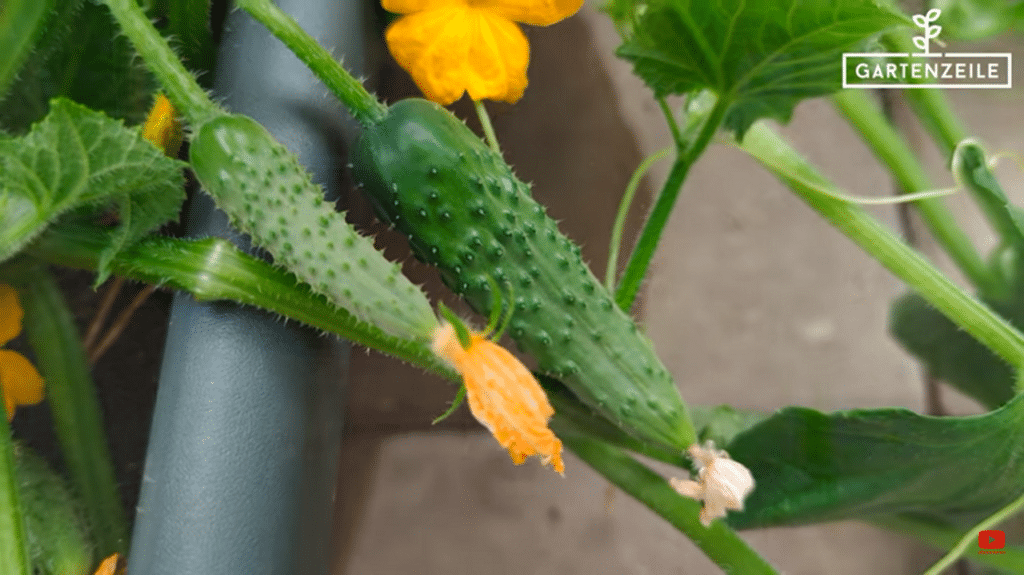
955,143,1024,253
930,0,1024,40
0,0,153,132
609,0,910,137
890,292,1016,410
0,98,186,281
724,393,1024,529
0,0,58,101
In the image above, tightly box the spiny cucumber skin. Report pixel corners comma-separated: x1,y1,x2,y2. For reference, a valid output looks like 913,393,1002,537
16,444,93,575
189,114,437,342
353,99,688,450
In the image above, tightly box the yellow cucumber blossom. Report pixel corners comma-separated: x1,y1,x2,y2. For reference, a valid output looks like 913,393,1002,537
142,94,182,156
670,442,755,526
383,0,583,104
0,284,44,420
93,554,121,575
432,321,565,474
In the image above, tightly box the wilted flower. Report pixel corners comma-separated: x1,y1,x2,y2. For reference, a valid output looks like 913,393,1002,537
670,441,754,526
431,321,564,474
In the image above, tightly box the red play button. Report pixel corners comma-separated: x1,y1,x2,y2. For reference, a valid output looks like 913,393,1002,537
979,530,1006,550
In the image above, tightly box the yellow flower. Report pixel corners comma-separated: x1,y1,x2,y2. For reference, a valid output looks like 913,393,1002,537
93,554,122,575
142,94,182,156
432,322,565,474
383,0,583,104
0,284,44,420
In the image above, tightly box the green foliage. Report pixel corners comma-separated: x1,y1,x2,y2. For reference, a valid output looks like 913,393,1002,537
890,292,1016,409
931,0,1024,40
15,445,94,575
0,0,153,132
0,0,57,100
0,98,186,283
726,394,1024,528
607,0,909,137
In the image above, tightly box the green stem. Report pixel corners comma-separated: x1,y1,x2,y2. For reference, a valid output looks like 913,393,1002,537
19,266,128,556
27,224,454,380
739,123,1024,372
564,434,779,575
474,99,501,155
234,0,388,126
658,97,683,147
0,418,31,575
102,0,220,126
920,491,1024,575
616,95,729,311
832,90,1001,297
882,33,970,158
606,147,671,291
872,515,1024,574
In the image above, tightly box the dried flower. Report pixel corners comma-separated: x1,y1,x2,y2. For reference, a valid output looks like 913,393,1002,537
0,284,44,420
670,442,754,526
382,0,583,104
431,321,564,474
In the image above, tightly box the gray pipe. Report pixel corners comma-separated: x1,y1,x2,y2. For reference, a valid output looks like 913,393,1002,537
128,1,368,573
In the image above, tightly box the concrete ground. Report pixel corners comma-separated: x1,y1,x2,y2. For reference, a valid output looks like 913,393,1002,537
332,5,1024,574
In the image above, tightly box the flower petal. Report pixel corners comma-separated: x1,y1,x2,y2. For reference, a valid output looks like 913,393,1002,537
93,554,120,575
387,8,474,104
432,323,564,474
463,11,529,103
0,284,23,347
386,7,530,104
383,0,465,15
142,94,182,157
483,0,583,26
0,349,45,420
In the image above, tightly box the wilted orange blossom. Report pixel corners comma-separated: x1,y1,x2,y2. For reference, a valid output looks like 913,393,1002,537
0,284,44,420
432,322,564,474
383,0,584,104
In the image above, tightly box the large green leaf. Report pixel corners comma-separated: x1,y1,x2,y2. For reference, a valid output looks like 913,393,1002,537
724,394,1024,529
0,98,185,281
890,292,1017,410
607,0,910,136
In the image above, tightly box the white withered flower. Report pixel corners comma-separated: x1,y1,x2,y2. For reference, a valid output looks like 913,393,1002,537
670,442,755,526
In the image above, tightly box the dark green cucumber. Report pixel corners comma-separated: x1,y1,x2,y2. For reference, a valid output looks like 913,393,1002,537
352,99,691,450
189,114,438,342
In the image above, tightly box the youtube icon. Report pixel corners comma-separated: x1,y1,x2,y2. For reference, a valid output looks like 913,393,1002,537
978,530,1006,554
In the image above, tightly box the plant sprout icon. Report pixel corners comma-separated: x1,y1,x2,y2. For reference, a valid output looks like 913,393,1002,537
912,8,943,54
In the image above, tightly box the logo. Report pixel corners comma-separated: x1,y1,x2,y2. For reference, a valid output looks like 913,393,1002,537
843,8,1012,89
978,530,1006,554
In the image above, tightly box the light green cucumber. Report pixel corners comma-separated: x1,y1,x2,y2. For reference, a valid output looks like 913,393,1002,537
352,99,694,450
189,114,438,342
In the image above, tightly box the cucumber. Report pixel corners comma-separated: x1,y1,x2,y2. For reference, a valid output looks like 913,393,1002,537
189,114,438,342
352,99,691,450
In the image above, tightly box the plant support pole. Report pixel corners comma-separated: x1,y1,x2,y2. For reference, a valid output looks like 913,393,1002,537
126,0,363,573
